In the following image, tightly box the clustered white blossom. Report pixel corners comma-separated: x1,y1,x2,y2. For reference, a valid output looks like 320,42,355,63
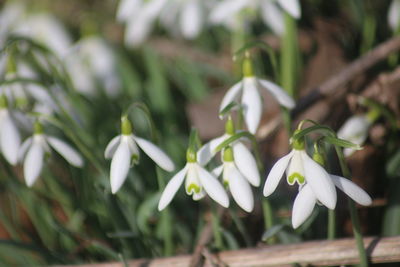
117,0,302,47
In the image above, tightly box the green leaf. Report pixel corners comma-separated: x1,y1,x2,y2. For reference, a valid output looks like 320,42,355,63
262,224,285,242
323,135,362,150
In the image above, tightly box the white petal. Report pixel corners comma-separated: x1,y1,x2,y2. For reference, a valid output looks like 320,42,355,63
258,79,295,109
158,165,188,211
260,1,285,35
233,142,260,187
241,77,262,134
263,151,293,197
219,81,243,113
24,142,44,187
330,175,372,206
301,152,337,209
117,0,141,22
197,165,229,208
104,135,121,159
110,142,132,194
277,0,301,18
388,0,400,31
124,15,154,46
47,136,83,167
180,0,202,39
0,112,21,165
212,165,224,177
227,164,254,212
337,115,370,145
134,136,175,172
18,137,32,162
292,184,317,228
197,135,226,166
209,0,248,24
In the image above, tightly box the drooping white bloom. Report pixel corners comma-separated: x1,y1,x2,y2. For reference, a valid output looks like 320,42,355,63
105,116,175,193
209,0,301,35
0,107,21,165
12,13,72,58
220,58,295,134
212,147,254,212
337,115,372,157
292,175,372,228
388,0,400,31
117,0,207,46
18,123,84,187
263,148,337,210
65,36,120,97
158,150,229,211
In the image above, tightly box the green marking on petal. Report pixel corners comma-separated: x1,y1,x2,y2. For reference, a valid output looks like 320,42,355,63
187,183,200,194
223,180,229,188
287,172,305,185
131,153,139,165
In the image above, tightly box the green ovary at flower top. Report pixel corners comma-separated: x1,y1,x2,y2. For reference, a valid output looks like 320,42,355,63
105,115,175,194
219,55,295,134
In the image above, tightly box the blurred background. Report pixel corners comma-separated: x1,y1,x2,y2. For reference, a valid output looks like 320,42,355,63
0,0,399,265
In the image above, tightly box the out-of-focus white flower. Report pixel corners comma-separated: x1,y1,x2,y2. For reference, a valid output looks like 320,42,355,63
263,142,337,211
220,57,295,134
65,36,120,97
13,13,72,58
209,0,301,35
158,147,229,211
0,1,25,47
117,0,207,46
0,95,21,165
212,146,254,212
18,122,83,187
337,115,372,157
118,0,168,46
197,117,260,187
388,0,400,31
105,116,175,193
292,175,372,228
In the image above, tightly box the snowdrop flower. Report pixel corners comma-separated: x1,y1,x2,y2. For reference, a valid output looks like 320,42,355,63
65,36,120,97
105,116,175,193
220,57,295,134
18,122,84,187
292,174,372,228
158,146,229,211
212,146,254,212
263,134,337,211
117,0,168,47
337,114,373,157
209,0,301,35
0,94,21,165
197,117,260,187
388,0,400,31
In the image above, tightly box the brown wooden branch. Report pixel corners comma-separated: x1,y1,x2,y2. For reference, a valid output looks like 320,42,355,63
292,36,400,117
56,236,400,267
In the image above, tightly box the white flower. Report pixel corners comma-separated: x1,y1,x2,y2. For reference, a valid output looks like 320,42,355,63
212,147,254,212
19,125,84,187
197,118,260,187
105,117,175,193
65,36,120,97
292,175,372,228
388,0,400,31
0,107,21,165
220,75,295,134
337,115,371,157
209,0,301,35
263,148,337,210
158,153,229,211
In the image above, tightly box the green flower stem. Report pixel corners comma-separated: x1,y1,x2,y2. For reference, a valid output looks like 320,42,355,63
327,209,336,240
262,199,275,244
211,204,223,250
335,146,368,267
